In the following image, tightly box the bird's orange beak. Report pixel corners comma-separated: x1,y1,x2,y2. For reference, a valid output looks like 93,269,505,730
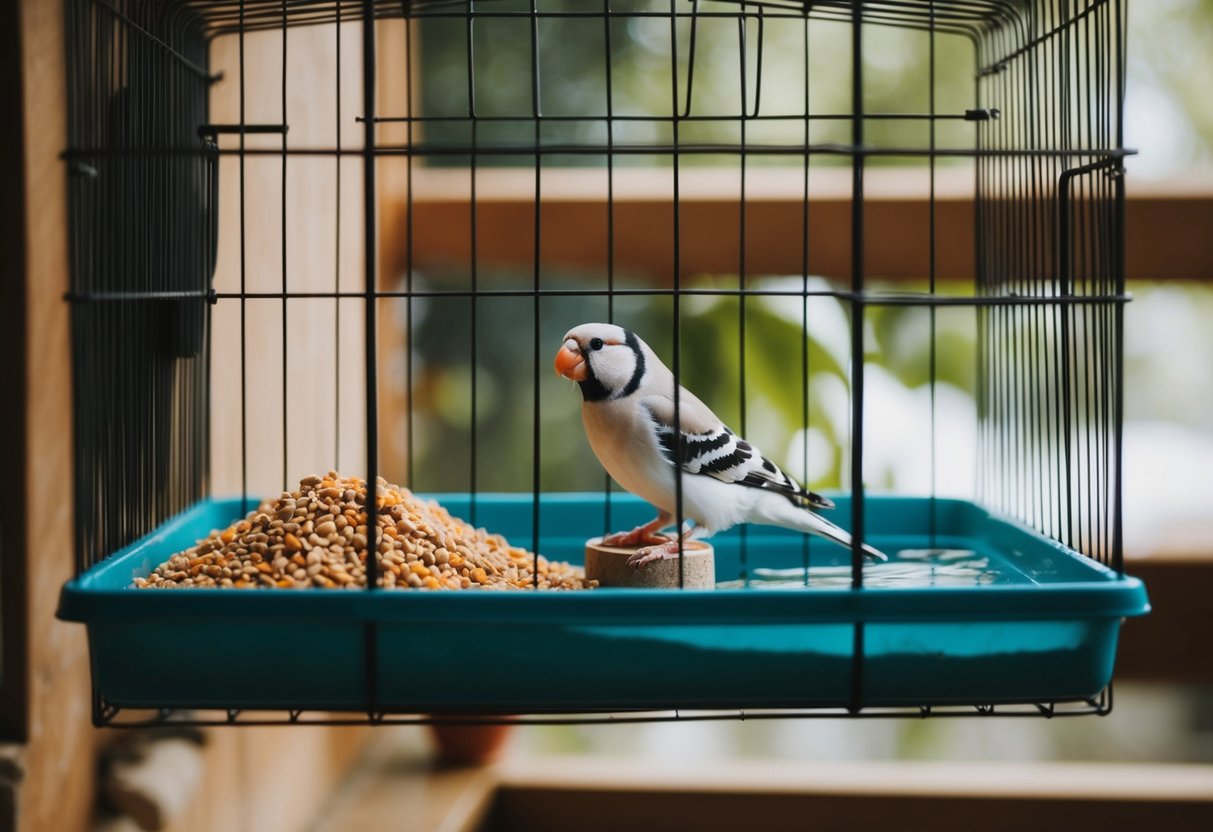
554,339,588,381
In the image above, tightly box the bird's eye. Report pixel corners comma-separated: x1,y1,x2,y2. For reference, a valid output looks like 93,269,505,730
589,338,604,351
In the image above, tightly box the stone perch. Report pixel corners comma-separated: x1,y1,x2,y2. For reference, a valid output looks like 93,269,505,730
584,537,715,589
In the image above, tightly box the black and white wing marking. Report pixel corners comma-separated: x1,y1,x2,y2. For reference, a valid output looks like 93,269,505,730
642,396,834,511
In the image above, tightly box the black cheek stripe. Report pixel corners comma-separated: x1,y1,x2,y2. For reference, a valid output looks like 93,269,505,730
578,351,611,402
579,378,610,402
617,329,646,399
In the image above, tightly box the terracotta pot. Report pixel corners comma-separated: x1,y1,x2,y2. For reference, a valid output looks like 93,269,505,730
427,718,515,766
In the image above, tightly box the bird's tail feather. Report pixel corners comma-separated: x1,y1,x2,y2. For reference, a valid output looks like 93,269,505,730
753,489,889,561
805,513,889,562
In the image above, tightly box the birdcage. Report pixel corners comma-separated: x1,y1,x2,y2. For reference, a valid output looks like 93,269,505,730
58,0,1148,726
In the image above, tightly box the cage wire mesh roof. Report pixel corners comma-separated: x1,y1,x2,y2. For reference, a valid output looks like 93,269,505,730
152,1,1046,45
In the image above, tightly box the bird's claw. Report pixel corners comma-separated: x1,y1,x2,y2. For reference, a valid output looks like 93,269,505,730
602,529,671,548
627,540,684,568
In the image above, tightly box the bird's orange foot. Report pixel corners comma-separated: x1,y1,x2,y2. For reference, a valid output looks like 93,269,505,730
627,540,685,568
602,528,671,548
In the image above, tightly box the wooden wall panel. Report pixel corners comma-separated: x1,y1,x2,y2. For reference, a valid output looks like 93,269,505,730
14,0,98,830
208,24,370,496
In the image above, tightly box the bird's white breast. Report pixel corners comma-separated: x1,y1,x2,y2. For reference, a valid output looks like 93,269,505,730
582,400,675,511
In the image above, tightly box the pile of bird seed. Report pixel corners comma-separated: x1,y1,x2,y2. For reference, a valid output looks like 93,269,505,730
135,472,596,591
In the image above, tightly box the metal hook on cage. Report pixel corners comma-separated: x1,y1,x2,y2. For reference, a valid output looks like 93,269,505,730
739,6,765,119
466,0,478,119
205,135,219,293
528,0,541,118
680,0,701,119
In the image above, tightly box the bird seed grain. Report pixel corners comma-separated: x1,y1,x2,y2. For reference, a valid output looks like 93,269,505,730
136,472,597,591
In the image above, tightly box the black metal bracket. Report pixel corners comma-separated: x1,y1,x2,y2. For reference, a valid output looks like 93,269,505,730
197,123,289,139
965,107,1001,121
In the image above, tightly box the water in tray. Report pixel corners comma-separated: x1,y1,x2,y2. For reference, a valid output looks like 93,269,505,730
718,549,997,589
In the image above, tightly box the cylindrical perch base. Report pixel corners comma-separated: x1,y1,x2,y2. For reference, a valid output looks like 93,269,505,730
584,538,715,589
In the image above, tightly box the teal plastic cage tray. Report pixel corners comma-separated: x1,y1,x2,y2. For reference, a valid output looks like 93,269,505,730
58,493,1148,713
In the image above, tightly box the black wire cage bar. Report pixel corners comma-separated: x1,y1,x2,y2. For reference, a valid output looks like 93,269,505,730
62,0,1133,727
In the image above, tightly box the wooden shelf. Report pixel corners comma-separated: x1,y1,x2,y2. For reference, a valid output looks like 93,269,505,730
1117,552,1213,685
313,749,1213,832
387,166,1213,283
